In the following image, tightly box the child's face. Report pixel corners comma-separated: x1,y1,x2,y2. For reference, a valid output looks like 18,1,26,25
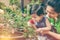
35,15,43,22
31,13,36,18
46,6,58,18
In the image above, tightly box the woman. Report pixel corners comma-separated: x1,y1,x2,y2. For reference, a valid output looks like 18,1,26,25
43,0,60,40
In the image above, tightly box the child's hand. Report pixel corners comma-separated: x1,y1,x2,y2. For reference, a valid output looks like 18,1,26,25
35,28,42,33
35,28,50,35
35,28,46,35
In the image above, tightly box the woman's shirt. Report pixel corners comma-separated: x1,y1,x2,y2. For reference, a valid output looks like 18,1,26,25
48,17,60,34
54,18,60,34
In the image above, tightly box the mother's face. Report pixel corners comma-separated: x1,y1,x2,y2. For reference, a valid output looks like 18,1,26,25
46,6,58,18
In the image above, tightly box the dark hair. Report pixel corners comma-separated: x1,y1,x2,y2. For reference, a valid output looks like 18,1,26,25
30,4,39,15
41,0,48,7
47,0,60,20
36,6,44,16
47,0,60,13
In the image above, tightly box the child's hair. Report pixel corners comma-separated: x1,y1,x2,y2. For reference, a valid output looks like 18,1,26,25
30,4,39,15
36,6,44,16
47,0,60,13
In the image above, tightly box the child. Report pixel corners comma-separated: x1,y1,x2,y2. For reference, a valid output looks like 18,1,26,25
28,6,51,40
27,11,37,30
28,4,39,30
34,6,51,40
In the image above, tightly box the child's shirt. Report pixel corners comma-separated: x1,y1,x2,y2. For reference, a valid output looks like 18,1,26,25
35,16,46,28
27,18,36,26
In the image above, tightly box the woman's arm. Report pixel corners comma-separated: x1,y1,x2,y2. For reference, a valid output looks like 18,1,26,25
47,31,60,40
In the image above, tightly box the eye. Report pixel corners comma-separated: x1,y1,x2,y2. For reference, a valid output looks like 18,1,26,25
47,11,51,14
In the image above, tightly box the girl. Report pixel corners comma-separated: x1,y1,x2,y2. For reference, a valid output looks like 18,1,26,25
34,6,51,40
28,4,39,30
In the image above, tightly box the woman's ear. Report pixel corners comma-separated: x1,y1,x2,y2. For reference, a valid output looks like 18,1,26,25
58,13,60,18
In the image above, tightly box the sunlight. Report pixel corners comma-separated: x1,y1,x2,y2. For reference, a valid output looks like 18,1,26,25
0,32,13,40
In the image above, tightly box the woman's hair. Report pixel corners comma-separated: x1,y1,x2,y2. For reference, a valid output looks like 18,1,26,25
47,0,60,13
47,0,60,21
36,6,44,16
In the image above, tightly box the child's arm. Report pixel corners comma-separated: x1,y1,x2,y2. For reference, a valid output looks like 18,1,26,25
36,18,51,32
27,20,37,30
32,24,37,30
41,18,51,31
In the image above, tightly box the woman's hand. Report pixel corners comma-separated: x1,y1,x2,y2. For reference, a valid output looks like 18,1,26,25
41,30,50,35
35,28,50,35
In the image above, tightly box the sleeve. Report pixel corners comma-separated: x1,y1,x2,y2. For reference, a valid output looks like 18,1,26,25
27,19,35,26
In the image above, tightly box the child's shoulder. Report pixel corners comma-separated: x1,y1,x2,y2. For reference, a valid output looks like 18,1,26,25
28,19,35,24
